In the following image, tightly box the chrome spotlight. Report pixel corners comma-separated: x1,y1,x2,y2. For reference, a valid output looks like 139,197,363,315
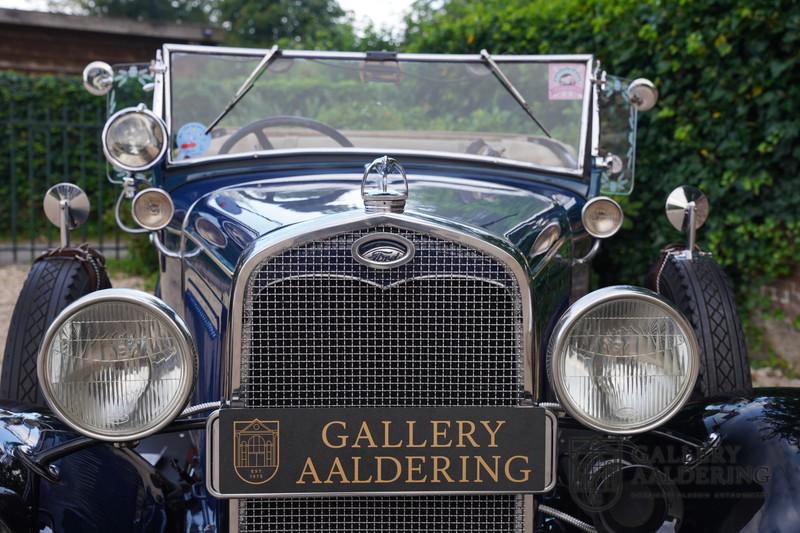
82,61,114,96
628,78,659,112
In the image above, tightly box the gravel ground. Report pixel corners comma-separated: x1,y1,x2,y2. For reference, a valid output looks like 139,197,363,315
0,264,145,351
750,367,800,387
0,265,796,388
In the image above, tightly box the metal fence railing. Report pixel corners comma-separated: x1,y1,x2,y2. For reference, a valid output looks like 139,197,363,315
1,92,126,265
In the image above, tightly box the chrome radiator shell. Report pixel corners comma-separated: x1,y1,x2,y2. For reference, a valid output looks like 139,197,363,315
225,212,535,533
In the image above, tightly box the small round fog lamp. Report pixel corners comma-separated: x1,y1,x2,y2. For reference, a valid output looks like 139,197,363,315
102,106,167,172
132,188,174,230
582,196,624,239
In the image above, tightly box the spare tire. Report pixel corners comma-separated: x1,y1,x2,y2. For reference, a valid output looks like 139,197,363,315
649,250,752,399
1,249,110,405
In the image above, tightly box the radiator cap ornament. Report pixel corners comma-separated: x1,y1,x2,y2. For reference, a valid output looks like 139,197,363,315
361,156,408,213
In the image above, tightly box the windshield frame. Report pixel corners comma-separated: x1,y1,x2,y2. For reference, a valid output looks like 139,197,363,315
160,43,594,178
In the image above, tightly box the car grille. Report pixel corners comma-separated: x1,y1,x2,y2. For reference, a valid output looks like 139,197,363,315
238,225,526,532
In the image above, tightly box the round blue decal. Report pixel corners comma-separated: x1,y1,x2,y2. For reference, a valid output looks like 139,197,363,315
176,122,211,159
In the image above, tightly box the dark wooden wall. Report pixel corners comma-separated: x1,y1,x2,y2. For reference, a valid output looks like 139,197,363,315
0,9,222,75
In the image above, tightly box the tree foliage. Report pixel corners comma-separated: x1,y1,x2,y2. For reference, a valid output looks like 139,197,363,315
48,0,213,23
216,0,355,49
404,0,800,332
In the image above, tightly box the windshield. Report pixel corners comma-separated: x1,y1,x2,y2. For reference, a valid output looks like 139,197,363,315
166,47,591,174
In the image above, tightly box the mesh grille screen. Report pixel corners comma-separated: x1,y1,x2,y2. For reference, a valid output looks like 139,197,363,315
239,495,525,532
238,225,525,532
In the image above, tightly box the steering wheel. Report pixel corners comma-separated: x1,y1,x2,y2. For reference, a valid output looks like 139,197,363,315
219,115,353,154
466,136,578,168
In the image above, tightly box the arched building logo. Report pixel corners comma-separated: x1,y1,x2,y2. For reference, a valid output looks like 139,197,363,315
234,419,279,484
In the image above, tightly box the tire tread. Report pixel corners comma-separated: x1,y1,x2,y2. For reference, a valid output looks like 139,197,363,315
657,253,752,398
1,257,106,405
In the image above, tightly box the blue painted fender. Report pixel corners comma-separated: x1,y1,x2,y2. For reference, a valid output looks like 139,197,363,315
665,388,800,532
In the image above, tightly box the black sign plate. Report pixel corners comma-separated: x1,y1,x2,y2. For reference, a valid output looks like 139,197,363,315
207,407,556,497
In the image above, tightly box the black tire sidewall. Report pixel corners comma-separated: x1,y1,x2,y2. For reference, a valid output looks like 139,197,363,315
1,257,107,405
655,253,752,399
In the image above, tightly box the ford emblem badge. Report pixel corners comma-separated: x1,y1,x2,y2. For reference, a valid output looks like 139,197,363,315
352,233,415,270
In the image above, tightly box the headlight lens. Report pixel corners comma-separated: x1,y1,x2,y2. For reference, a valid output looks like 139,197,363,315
548,286,699,434
102,106,167,172
38,289,195,441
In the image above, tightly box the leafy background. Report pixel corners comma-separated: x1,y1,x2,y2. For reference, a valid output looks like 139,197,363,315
401,0,800,356
3,0,799,358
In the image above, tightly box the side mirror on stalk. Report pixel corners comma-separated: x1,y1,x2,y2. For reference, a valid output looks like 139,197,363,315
43,183,90,248
665,185,709,253
82,61,114,96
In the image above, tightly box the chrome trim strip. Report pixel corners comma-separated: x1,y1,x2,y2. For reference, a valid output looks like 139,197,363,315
524,494,534,533
183,230,235,278
36,288,197,442
208,409,220,491
590,60,601,171
260,272,509,291
228,499,239,533
224,211,535,402
206,406,557,498
166,147,587,177
543,409,557,492
152,50,165,117
161,43,593,178
547,285,701,435
163,43,592,62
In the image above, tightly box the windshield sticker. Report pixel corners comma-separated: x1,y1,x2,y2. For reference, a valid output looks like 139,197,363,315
548,64,586,100
176,122,212,160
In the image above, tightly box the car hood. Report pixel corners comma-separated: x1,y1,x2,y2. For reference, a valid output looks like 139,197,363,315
181,174,582,276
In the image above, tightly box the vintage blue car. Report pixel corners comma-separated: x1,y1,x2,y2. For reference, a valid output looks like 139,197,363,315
0,45,796,533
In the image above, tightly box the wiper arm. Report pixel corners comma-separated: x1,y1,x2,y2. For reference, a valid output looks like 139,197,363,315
480,49,552,138
205,45,280,135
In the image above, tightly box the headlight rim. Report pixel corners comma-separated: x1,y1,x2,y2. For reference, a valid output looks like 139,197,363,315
548,285,700,435
37,288,197,442
102,106,168,173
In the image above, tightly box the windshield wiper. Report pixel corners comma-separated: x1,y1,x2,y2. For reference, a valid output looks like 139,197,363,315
480,49,552,138
205,45,280,135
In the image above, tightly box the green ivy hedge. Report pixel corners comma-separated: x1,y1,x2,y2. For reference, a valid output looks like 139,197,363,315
0,72,110,243
405,0,800,348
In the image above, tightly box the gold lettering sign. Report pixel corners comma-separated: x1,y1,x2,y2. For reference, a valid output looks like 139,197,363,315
295,419,533,486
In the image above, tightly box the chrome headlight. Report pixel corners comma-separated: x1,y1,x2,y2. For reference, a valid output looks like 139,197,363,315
38,289,196,441
548,286,699,434
102,106,167,172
